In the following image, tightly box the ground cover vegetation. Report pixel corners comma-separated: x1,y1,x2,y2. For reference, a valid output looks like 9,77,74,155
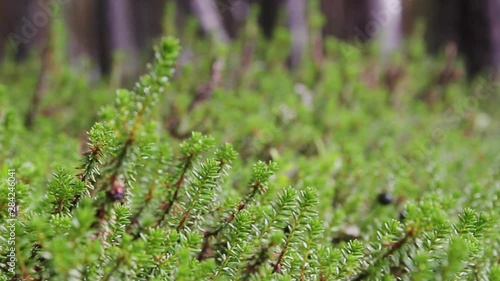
0,3,499,281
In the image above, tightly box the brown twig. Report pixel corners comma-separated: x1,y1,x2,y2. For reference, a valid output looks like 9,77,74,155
188,59,224,111
154,154,193,227
242,242,274,280
350,227,416,281
197,181,262,261
127,176,156,235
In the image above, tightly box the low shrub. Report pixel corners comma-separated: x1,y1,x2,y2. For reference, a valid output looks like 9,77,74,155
0,12,499,281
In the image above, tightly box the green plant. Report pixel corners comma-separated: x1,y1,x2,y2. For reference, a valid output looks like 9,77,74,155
1,6,499,280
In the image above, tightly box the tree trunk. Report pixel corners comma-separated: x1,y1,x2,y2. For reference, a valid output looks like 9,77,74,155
488,0,500,74
460,0,491,76
371,0,403,56
132,0,166,50
258,0,280,38
0,1,17,59
190,0,229,43
428,0,498,76
107,0,140,84
321,0,346,39
286,0,308,68
66,0,102,78
321,0,374,40
0,0,45,61
220,0,250,38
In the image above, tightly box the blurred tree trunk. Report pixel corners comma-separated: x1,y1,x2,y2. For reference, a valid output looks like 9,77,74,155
346,0,372,39
401,0,432,35
66,0,165,80
258,0,280,38
106,0,139,84
286,0,307,68
321,0,372,40
321,0,402,56
0,0,44,61
459,0,491,76
190,0,229,43
132,0,166,50
488,0,500,74
0,1,22,59
428,0,499,76
321,0,346,39
220,0,250,38
1,0,498,78
66,0,102,78
372,0,403,55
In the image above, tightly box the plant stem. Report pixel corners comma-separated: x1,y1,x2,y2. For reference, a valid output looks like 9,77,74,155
155,154,193,227
351,228,416,281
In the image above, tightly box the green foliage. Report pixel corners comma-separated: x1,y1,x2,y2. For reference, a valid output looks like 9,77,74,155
1,5,500,280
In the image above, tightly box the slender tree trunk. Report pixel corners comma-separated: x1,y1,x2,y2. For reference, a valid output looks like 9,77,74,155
321,0,373,40
66,0,102,79
345,0,372,40
460,0,491,76
107,0,136,53
175,0,191,32
488,0,500,74
107,0,140,84
286,0,308,68
321,0,346,39
0,1,16,59
190,0,229,43
132,0,166,50
428,0,497,76
371,0,403,56
0,0,41,61
258,0,280,38
220,0,250,38
401,0,432,35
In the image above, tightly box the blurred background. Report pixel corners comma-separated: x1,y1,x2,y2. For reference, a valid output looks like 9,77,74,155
0,0,499,83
